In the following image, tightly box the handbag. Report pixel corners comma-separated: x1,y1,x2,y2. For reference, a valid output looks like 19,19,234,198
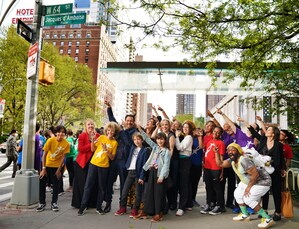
281,178,293,218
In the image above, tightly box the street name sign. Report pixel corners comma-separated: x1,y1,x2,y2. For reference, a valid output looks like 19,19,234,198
44,13,86,26
26,42,39,79
45,3,73,15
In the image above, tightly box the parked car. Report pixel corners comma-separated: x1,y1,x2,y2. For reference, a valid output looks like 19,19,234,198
0,142,6,154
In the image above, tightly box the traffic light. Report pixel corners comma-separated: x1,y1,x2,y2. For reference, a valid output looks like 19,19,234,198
39,61,55,85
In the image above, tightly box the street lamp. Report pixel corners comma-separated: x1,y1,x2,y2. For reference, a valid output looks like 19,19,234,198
0,78,23,94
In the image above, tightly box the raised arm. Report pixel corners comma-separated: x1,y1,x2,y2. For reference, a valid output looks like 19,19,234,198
207,110,221,127
157,105,170,120
256,116,267,133
216,109,237,133
104,100,117,123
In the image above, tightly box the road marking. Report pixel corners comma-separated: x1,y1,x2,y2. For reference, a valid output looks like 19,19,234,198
0,192,12,202
0,182,14,188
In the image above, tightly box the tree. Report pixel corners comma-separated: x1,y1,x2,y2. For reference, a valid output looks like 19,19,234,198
0,26,99,133
0,26,28,133
104,0,299,128
38,42,98,129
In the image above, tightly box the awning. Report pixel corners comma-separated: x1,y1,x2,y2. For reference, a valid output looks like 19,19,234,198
101,62,266,96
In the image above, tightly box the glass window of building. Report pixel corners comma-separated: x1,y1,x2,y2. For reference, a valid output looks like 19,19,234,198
59,49,63,54
60,41,64,46
86,41,90,46
75,48,79,54
61,34,66,38
86,32,91,38
68,49,71,54
85,57,88,63
74,56,78,62
53,34,58,38
69,33,74,38
76,41,80,47
68,41,72,46
85,48,89,54
53,41,56,46
45,34,50,39
77,33,81,38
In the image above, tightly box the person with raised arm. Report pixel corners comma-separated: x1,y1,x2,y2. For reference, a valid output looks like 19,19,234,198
238,116,286,221
104,100,136,213
136,124,170,222
215,143,274,229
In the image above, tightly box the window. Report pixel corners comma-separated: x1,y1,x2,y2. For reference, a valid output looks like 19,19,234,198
76,33,81,38
85,48,89,55
69,33,74,38
76,41,80,47
75,48,79,54
45,34,50,39
86,41,90,46
59,49,63,54
68,41,72,46
53,34,58,38
60,41,64,46
85,57,89,63
52,41,56,46
74,56,78,62
68,49,71,54
86,32,91,38
61,34,66,38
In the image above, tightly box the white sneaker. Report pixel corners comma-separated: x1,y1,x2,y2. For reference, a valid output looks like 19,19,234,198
176,209,184,216
258,218,275,228
233,213,250,221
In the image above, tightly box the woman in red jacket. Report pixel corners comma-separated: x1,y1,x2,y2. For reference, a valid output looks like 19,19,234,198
71,119,100,208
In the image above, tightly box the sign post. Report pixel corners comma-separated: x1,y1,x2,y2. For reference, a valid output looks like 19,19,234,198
10,0,42,206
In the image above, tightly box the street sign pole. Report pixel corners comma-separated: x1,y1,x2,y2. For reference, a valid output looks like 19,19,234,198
10,0,42,206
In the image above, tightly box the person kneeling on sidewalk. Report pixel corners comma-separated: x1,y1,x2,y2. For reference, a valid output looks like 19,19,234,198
215,143,274,229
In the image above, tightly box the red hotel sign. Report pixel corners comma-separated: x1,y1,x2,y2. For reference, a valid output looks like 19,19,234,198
12,9,34,24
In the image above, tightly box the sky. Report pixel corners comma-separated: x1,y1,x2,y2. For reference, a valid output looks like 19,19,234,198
0,0,206,118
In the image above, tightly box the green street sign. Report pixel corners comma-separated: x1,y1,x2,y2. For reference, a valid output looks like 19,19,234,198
44,13,86,26
45,3,73,15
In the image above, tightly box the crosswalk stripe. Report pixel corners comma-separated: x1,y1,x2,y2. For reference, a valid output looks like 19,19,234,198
0,175,12,180
0,181,14,188
0,193,12,202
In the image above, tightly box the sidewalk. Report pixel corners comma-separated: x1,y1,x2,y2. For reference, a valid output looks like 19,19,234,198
0,181,298,229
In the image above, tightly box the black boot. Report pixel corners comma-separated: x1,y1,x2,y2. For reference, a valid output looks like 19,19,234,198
104,202,111,213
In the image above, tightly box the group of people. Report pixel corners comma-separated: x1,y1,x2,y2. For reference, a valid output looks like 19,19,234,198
3,101,293,228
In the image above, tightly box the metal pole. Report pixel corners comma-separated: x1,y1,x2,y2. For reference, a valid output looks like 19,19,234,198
10,0,43,206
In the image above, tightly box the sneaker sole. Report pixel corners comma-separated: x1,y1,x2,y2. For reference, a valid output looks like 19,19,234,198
133,216,147,220
233,217,251,222
114,213,125,216
209,212,221,215
151,217,163,222
258,221,275,229
36,209,45,212
52,209,59,212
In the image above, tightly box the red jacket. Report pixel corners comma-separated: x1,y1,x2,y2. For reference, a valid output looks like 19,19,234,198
76,132,100,168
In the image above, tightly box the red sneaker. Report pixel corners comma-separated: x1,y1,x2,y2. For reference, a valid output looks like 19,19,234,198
114,207,126,216
129,209,138,218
